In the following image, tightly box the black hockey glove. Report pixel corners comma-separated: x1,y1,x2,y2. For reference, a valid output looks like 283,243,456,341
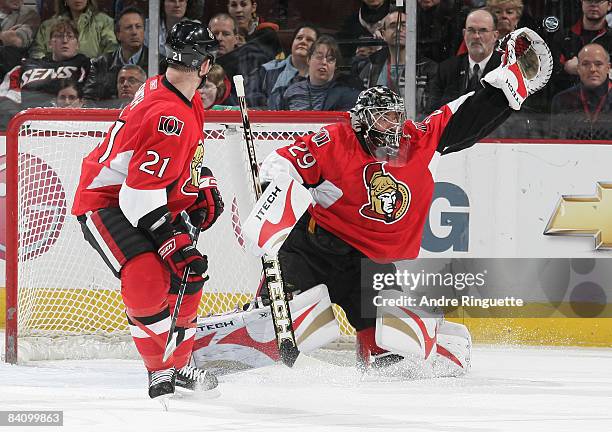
187,167,224,231
156,230,208,283
140,207,208,282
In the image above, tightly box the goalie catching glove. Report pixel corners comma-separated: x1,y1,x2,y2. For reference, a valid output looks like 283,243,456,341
187,167,224,231
483,27,553,110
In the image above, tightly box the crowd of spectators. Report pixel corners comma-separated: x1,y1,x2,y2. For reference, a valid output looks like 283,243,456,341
0,0,610,140
81,6,149,105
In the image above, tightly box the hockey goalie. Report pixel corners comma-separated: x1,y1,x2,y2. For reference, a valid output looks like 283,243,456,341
192,28,552,376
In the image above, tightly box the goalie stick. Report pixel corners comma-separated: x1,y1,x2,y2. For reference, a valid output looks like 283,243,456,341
233,74,300,367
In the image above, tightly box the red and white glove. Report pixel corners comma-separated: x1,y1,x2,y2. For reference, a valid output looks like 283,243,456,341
157,230,208,282
483,27,553,110
187,167,224,231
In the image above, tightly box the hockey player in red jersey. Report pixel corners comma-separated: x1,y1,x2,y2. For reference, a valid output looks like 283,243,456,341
258,28,553,374
72,21,223,399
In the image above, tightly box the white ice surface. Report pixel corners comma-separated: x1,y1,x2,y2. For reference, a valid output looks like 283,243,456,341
1,340,611,432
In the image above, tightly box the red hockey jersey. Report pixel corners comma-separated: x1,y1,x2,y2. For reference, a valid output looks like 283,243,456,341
274,104,459,263
72,75,207,226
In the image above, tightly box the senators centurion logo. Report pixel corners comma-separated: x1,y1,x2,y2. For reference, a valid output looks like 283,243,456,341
359,162,410,224
158,115,184,137
182,140,208,195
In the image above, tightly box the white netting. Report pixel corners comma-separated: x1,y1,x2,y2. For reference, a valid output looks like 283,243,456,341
9,112,355,362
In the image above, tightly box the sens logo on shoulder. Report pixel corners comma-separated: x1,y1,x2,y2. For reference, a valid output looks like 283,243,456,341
312,128,331,147
158,116,184,137
359,162,410,224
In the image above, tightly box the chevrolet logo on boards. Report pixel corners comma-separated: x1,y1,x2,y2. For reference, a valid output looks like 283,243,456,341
544,182,612,250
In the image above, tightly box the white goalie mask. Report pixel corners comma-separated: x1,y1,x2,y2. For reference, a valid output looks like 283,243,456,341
351,86,407,166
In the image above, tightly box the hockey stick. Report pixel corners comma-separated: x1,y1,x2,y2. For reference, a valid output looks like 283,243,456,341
162,224,202,363
233,75,300,367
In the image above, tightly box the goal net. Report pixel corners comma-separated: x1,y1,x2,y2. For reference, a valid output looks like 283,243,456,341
4,108,354,363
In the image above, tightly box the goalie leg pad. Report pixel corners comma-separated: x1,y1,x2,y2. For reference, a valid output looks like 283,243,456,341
432,320,472,377
375,290,441,361
482,27,553,110
191,284,339,374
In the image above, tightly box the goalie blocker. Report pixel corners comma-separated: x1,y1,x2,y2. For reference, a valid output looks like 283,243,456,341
242,172,314,257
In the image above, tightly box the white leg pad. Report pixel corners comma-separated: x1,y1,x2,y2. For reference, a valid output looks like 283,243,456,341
375,290,441,361
432,320,472,377
191,284,339,374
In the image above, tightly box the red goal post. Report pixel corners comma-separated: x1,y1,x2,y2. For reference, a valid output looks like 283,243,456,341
4,108,351,363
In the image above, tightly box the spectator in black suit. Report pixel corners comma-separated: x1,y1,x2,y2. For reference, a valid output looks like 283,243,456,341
427,8,501,111
551,43,612,140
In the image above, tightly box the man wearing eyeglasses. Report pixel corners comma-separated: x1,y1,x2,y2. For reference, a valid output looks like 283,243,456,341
18,17,90,109
358,8,438,116
113,64,147,106
427,8,501,111
551,0,612,93
83,7,160,106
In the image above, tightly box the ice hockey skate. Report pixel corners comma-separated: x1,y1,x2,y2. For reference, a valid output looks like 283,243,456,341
175,364,219,394
148,367,176,409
